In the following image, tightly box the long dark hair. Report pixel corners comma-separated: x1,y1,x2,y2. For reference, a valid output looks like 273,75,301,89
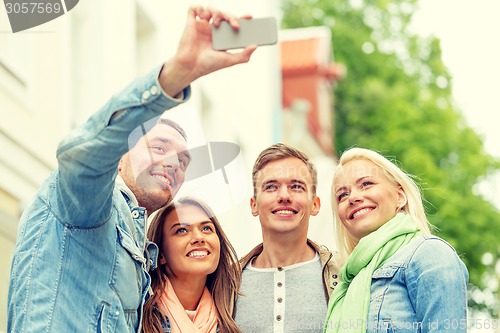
142,197,241,333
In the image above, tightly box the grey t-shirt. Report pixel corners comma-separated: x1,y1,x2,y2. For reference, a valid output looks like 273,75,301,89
235,253,328,333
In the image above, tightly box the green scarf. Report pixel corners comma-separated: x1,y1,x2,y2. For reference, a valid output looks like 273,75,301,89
324,213,421,333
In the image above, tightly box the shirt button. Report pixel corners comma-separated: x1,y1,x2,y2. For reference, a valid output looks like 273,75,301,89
332,274,338,279
333,282,338,286
277,282,283,287
131,210,140,218
277,267,283,271
115,311,120,316
142,91,151,100
277,297,283,303
276,315,282,321
150,86,158,95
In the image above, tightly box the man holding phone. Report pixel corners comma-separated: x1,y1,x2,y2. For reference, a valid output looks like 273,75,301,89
7,6,256,333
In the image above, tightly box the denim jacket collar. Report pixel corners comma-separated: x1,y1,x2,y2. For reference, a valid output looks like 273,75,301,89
115,175,139,207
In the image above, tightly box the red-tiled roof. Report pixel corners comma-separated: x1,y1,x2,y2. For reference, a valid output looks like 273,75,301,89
281,38,345,80
281,38,319,74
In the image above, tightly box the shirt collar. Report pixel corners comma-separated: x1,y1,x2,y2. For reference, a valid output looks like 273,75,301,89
115,175,139,207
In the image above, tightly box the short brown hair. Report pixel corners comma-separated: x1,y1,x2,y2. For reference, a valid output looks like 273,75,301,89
252,143,318,196
158,118,187,141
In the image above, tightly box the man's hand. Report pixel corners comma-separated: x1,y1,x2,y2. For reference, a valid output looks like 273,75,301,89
159,6,257,98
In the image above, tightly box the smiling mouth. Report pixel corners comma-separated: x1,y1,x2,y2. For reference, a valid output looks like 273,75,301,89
350,207,374,219
272,209,298,215
152,174,173,188
187,250,210,258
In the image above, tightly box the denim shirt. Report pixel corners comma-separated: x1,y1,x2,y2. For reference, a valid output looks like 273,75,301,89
8,66,190,333
367,235,469,333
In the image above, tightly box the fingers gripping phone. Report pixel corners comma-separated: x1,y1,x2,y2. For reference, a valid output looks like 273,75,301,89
212,17,278,51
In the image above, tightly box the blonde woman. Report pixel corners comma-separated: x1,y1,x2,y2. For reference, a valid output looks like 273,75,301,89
325,148,468,332
143,197,241,333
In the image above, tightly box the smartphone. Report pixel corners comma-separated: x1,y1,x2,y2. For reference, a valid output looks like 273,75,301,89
212,17,278,51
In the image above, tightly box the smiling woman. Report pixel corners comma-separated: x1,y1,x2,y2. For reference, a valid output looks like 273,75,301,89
325,147,469,333
143,197,241,333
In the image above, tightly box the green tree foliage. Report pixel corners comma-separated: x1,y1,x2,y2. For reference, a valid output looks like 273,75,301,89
281,0,500,315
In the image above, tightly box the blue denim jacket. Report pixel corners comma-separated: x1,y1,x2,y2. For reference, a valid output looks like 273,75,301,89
8,66,190,333
367,235,468,333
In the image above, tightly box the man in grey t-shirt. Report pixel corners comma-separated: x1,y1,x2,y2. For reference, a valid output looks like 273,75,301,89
234,143,339,333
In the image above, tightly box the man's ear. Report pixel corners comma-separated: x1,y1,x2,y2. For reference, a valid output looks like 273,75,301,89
311,196,321,216
250,197,259,217
118,156,125,172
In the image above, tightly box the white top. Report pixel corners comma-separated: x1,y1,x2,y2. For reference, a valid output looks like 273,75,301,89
235,253,328,333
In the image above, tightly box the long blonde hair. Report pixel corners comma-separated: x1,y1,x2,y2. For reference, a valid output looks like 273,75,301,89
331,148,431,264
142,197,241,333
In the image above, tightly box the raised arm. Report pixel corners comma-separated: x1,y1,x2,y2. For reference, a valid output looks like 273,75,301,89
159,6,256,97
54,6,256,228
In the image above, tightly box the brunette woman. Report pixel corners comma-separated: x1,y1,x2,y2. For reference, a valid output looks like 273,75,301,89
143,197,241,333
